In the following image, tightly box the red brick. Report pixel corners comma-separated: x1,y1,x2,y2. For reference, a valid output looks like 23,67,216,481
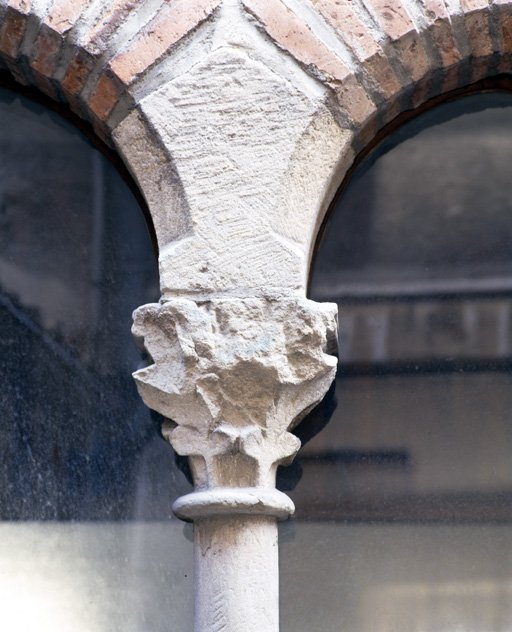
362,0,430,81
44,0,91,35
26,0,91,93
396,31,430,82
363,0,415,41
30,24,63,78
428,21,461,68
91,115,113,147
411,74,431,108
494,0,512,55
333,73,377,127
381,94,402,126
243,0,351,81
498,51,512,73
30,68,60,99
60,1,136,106
470,55,491,82
356,112,379,147
310,0,402,98
244,0,378,124
3,56,30,85
460,0,493,58
5,0,33,14
421,0,462,68
460,0,489,11
61,47,95,98
0,3,31,60
364,54,402,99
311,0,380,59
110,0,221,85
502,17,512,53
442,64,460,93
88,70,123,121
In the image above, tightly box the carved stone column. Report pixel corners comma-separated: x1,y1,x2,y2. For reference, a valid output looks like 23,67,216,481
132,296,337,632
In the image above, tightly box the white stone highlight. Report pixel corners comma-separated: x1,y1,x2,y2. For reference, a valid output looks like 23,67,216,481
136,43,348,298
194,515,280,632
132,297,338,491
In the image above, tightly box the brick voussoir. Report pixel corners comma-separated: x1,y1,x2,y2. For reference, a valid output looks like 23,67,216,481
59,2,146,113
81,0,141,55
362,0,431,83
30,23,63,78
30,66,60,98
427,20,462,68
243,0,352,83
109,0,221,87
466,13,493,58
407,0,461,68
87,68,124,122
0,5,29,60
28,0,95,84
493,0,512,52
394,30,431,82
362,0,417,42
43,0,91,36
499,10,512,54
61,46,95,98
332,73,378,127
362,53,403,99
470,53,493,82
460,0,493,58
309,0,404,99
310,0,380,60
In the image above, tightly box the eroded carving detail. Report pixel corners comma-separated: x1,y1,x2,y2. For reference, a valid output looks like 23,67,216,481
132,297,337,491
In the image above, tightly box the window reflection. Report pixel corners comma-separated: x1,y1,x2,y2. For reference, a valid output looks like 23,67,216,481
281,93,512,632
0,89,193,630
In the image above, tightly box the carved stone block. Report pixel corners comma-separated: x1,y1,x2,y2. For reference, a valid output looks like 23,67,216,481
132,297,338,493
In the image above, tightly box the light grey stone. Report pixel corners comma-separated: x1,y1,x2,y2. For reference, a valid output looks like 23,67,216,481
132,297,338,492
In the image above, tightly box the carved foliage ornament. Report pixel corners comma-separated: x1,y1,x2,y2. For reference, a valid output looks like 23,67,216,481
132,297,338,494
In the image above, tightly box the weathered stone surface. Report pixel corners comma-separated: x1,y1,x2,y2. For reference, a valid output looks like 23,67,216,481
137,45,344,298
113,106,192,249
132,297,338,490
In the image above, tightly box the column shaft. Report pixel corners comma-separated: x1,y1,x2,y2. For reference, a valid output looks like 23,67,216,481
194,515,279,632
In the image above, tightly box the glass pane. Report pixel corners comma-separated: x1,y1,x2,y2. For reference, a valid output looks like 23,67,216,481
281,93,512,632
0,89,193,630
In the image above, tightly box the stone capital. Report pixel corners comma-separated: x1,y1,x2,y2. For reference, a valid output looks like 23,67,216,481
132,296,337,519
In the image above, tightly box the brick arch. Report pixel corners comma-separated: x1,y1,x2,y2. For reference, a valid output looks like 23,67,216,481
1,0,511,297
245,0,512,146
240,0,512,280
0,0,221,145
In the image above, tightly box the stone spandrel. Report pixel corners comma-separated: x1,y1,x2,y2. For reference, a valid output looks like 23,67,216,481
131,297,338,493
